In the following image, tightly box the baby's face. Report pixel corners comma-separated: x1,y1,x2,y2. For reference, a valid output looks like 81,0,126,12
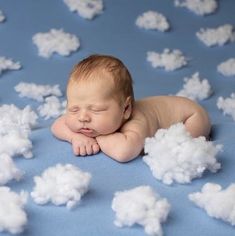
65,79,126,137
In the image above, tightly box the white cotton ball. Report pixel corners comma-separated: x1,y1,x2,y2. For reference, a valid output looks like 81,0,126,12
217,58,235,77
0,57,21,75
0,154,23,185
37,96,66,120
33,29,80,58
147,49,187,71
217,93,235,121
143,123,222,185
31,164,91,209
189,183,235,225
176,72,212,100
174,0,217,16
15,82,62,102
112,185,170,236
64,0,103,20
136,11,170,32
196,24,235,47
0,187,28,234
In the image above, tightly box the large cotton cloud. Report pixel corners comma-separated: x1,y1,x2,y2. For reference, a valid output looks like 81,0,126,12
33,29,80,58
189,183,235,226
143,123,222,185
0,187,28,234
31,164,91,209
112,185,170,236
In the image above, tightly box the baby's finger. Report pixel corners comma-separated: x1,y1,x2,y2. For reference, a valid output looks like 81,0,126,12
85,145,93,155
92,143,100,154
73,145,79,156
79,146,86,156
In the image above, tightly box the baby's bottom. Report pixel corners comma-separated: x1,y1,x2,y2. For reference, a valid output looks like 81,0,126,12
184,112,211,139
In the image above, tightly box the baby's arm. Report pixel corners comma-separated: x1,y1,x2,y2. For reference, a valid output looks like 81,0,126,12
96,119,146,163
51,115,100,156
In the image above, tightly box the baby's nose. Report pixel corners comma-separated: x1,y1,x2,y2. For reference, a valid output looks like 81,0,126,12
78,111,91,122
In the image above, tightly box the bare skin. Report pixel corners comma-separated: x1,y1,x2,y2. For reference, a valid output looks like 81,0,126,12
51,79,211,163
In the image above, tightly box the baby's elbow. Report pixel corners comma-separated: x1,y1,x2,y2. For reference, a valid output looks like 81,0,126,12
111,149,139,163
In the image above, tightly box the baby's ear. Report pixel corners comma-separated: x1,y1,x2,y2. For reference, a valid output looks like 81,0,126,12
123,96,132,119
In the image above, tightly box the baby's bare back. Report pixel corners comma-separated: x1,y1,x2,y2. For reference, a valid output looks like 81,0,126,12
122,96,211,138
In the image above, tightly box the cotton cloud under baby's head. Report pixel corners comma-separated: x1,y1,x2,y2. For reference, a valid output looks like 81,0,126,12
0,187,28,234
143,123,222,185
31,164,91,209
112,185,170,236
189,183,235,226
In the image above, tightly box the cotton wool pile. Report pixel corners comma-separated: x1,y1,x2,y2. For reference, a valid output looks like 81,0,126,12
196,24,235,47
31,164,91,209
176,72,212,101
0,187,28,234
217,58,235,77
136,11,170,32
147,49,187,71
0,10,5,22
143,123,222,185
189,183,235,226
64,0,103,20
174,0,217,16
217,93,235,121
33,29,80,58
0,57,21,75
15,82,62,102
0,104,38,159
112,185,170,236
0,154,23,185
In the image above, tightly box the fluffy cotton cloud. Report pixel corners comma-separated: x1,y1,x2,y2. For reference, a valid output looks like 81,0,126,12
217,58,235,77
176,72,212,100
31,164,91,209
136,11,170,32
0,154,23,185
143,123,222,185
174,0,217,16
112,185,170,236
217,93,235,121
0,10,5,22
196,24,235,47
0,57,21,75
64,0,103,20
0,187,28,234
33,29,80,58
38,96,66,120
15,82,62,102
147,49,187,71
0,105,38,158
189,183,235,226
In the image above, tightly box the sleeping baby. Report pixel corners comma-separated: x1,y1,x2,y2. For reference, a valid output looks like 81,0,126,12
51,54,211,162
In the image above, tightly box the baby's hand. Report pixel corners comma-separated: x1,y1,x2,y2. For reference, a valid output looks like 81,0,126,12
71,134,100,156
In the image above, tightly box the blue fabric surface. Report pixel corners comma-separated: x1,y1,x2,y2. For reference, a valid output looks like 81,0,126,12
0,0,235,235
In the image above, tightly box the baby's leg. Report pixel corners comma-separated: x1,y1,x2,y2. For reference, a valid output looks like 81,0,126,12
184,111,211,138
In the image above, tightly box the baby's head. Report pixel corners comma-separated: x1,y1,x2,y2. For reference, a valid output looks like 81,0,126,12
65,54,134,137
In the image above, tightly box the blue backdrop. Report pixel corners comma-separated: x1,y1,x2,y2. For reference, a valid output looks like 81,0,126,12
0,0,235,235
